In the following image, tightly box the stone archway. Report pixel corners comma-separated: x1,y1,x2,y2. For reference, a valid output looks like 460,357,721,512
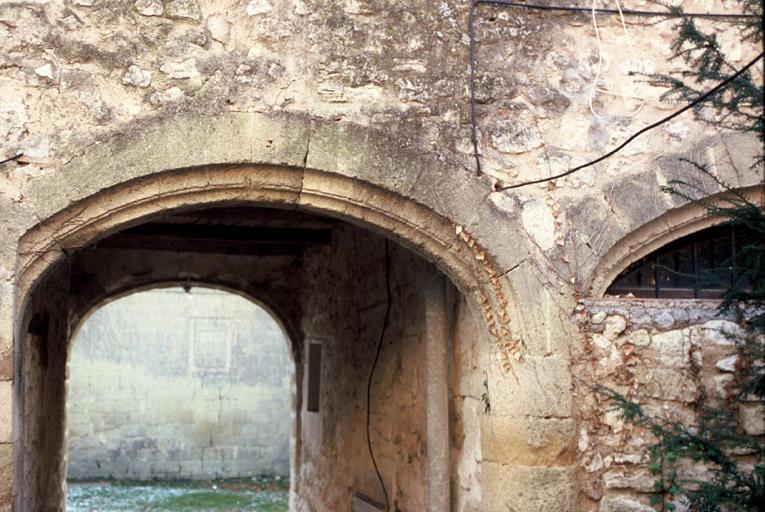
8,112,580,512
587,185,765,297
13,192,492,511
17,164,524,340
70,279,300,354
67,280,301,504
66,284,295,496
15,112,532,343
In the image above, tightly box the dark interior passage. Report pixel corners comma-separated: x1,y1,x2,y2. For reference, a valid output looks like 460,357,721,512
18,205,467,511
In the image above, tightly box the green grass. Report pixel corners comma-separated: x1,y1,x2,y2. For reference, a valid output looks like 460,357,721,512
67,478,289,511
155,491,279,510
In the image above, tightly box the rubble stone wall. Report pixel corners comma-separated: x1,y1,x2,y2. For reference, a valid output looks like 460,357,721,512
1,0,763,510
573,299,765,512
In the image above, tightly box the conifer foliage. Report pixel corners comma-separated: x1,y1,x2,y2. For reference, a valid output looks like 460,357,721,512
600,2,764,510
647,0,763,146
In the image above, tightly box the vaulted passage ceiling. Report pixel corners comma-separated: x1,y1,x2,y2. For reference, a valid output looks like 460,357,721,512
97,207,339,256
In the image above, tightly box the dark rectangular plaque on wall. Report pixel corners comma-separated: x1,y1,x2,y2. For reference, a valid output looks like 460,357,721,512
307,343,322,412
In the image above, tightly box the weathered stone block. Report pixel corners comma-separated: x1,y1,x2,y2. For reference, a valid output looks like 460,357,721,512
481,416,575,466
712,374,734,399
603,467,655,492
603,315,627,340
740,403,765,436
600,496,655,512
645,368,697,402
122,65,152,88
715,354,738,372
481,463,575,512
490,356,572,417
134,0,163,16
627,329,651,348
167,0,202,21
650,329,690,368
0,347,10,383
0,443,11,512
654,312,676,330
591,311,607,325
0,381,10,444
521,198,556,251
700,320,742,346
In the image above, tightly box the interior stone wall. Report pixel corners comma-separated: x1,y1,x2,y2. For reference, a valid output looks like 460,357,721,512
66,287,293,481
573,299,765,512
297,226,431,511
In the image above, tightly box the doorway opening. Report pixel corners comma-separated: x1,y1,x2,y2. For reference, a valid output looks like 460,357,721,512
66,286,293,510
15,165,491,511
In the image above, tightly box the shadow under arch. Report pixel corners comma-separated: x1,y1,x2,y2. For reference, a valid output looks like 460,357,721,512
587,185,764,297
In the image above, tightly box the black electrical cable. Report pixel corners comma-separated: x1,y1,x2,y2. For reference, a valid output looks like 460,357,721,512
495,51,764,191
0,153,23,166
467,0,761,177
475,0,761,20
469,1,483,176
366,238,391,511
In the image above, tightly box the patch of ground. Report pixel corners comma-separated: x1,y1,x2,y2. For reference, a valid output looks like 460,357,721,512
67,477,289,511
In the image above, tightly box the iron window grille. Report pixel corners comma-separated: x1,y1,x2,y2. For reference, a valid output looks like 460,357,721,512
606,224,752,299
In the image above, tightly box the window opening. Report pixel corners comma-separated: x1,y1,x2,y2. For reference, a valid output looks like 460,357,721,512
606,224,752,299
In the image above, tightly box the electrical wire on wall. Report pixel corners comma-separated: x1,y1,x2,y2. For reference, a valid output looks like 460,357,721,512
467,0,762,181
0,152,23,166
474,0,760,19
588,0,643,120
366,238,391,511
495,51,764,190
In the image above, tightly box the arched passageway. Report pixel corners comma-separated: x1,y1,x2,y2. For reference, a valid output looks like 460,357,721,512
6,112,598,512
66,286,294,489
15,193,483,511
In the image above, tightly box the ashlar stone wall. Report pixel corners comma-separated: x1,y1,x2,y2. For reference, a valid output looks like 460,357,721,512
67,287,293,481
573,299,765,512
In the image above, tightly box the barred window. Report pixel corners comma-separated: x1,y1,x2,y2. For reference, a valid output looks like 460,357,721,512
606,224,753,299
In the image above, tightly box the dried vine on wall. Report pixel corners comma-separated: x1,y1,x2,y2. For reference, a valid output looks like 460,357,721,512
456,224,524,371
